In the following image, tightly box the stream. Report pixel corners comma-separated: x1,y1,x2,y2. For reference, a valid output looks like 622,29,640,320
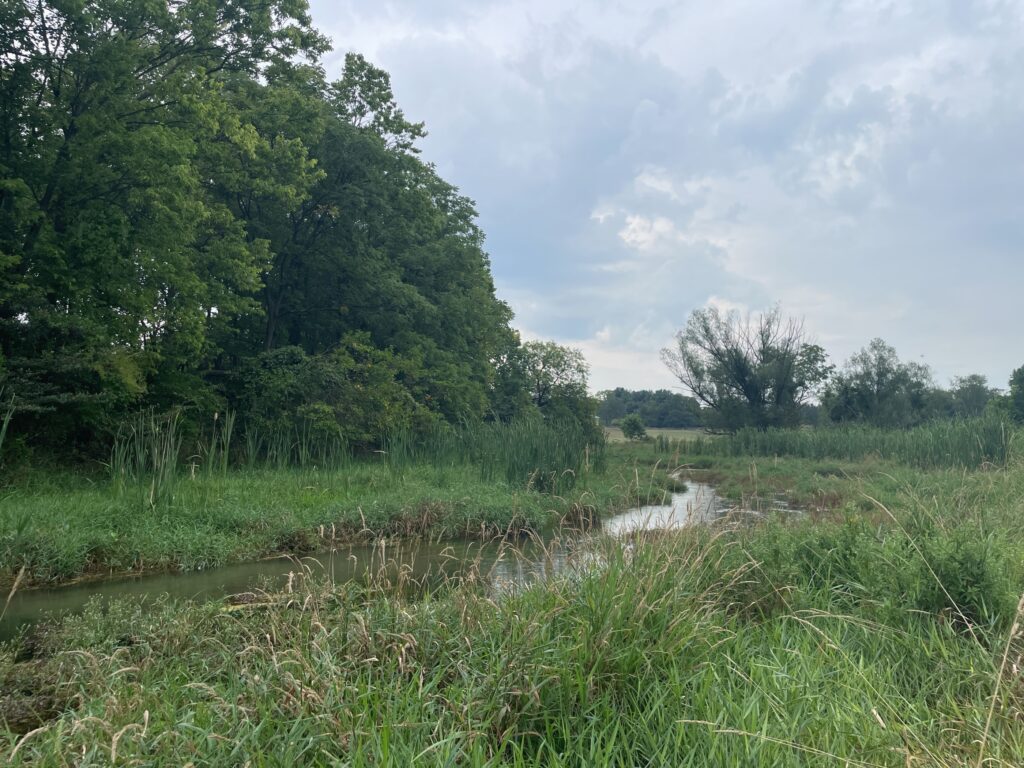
0,482,779,641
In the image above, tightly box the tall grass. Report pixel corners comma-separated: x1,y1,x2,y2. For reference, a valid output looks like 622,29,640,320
238,421,350,470
0,390,13,468
386,418,602,493
675,416,1013,469
109,410,182,509
5,516,1024,765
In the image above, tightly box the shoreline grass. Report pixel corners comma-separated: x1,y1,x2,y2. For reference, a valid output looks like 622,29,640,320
0,448,686,588
4,439,1024,762
3,507,1023,765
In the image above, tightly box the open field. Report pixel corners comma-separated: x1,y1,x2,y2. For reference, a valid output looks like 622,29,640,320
603,426,707,442
4,437,1024,764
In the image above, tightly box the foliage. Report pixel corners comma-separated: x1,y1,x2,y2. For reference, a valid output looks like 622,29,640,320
235,336,431,450
950,374,999,418
596,387,702,428
490,340,600,439
1009,366,1024,424
618,413,647,440
673,415,1013,469
822,339,934,427
661,306,833,432
0,1,526,457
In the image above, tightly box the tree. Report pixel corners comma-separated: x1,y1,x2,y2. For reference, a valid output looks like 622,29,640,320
661,307,832,431
1009,367,1024,424
596,388,702,428
950,375,998,418
822,339,934,427
519,341,598,436
0,2,529,455
0,0,327,445
619,413,647,440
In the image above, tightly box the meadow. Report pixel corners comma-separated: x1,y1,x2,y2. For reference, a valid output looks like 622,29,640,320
603,426,707,443
3,419,1024,765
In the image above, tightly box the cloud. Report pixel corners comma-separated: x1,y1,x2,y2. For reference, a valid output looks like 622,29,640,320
310,0,1024,389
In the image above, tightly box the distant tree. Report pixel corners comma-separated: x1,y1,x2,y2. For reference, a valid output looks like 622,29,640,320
1009,367,1024,423
950,375,998,418
596,388,702,428
619,413,647,440
661,307,832,432
519,341,599,437
596,389,630,426
822,339,934,427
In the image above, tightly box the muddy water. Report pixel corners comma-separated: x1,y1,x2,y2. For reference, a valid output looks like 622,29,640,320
0,482,745,641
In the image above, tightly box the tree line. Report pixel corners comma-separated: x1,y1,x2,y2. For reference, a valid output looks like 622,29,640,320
596,388,702,429
0,1,597,461
659,307,1021,433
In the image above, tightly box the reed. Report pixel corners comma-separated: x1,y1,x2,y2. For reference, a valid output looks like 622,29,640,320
386,418,601,494
0,390,13,466
109,410,182,510
673,416,1013,469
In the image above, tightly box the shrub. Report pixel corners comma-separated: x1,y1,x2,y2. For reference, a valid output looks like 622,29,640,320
619,414,647,440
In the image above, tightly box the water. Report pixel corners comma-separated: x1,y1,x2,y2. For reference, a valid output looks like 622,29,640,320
0,482,753,641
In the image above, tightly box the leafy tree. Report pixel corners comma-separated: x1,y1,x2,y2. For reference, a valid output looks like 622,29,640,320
596,388,702,428
519,341,598,436
0,2,529,455
487,330,538,422
950,375,998,418
1009,367,1024,424
822,339,934,427
236,335,433,448
661,307,832,431
619,413,647,440
0,0,327,445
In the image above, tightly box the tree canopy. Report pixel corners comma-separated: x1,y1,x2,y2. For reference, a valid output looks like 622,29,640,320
0,0,591,454
661,307,832,431
596,388,702,429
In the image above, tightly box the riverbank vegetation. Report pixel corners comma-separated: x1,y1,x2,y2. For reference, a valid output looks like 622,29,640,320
1,418,683,587
5,441,1024,764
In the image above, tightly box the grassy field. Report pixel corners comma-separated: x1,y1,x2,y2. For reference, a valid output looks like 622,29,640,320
4,426,1024,764
604,426,707,442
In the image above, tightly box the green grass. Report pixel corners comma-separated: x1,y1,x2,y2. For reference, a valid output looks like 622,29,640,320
0,447,685,586
604,426,706,443
673,417,1014,469
4,468,1024,764
6,439,1024,764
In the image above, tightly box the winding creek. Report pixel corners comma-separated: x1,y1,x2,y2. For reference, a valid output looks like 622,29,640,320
0,482,790,641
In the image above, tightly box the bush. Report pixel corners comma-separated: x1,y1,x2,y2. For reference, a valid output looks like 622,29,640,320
620,414,647,440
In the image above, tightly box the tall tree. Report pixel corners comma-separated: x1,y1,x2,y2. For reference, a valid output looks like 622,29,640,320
949,374,998,418
1008,367,1024,424
661,307,832,431
822,339,934,427
1,3,526,453
0,0,327,442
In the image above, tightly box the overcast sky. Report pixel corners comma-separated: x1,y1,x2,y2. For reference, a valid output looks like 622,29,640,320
309,0,1024,392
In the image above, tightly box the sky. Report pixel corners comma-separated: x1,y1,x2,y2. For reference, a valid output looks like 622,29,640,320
308,0,1024,393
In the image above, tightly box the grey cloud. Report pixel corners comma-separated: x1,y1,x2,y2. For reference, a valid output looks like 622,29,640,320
309,0,1024,390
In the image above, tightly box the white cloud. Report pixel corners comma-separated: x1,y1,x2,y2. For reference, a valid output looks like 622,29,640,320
617,215,682,251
